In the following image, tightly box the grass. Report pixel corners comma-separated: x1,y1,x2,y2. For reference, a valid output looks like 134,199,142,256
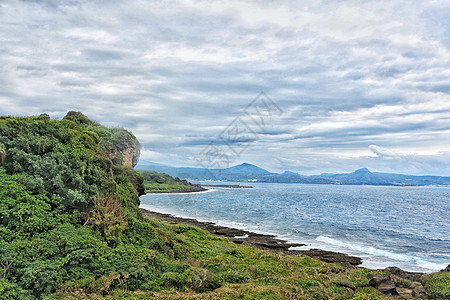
55,217,393,299
137,170,192,191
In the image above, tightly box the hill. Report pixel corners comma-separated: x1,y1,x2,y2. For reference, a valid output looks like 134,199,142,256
138,170,206,193
0,112,448,299
137,161,450,186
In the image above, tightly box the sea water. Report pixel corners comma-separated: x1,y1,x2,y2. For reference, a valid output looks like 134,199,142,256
140,183,450,273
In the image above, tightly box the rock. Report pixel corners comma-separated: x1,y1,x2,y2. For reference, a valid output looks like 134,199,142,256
107,130,141,168
368,274,399,296
412,284,426,298
443,264,450,272
63,111,140,167
299,249,362,268
396,287,414,300
384,266,423,282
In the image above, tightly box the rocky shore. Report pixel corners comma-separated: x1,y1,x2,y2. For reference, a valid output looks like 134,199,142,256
140,208,362,268
140,208,447,298
201,184,253,188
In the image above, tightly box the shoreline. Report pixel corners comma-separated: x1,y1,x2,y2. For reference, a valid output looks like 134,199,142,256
144,183,254,194
144,184,208,194
201,184,253,188
140,208,429,283
141,208,363,268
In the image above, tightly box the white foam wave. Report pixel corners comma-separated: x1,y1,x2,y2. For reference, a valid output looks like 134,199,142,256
316,236,446,272
164,188,217,195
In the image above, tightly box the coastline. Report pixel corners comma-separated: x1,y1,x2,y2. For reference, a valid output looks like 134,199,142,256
140,208,431,284
144,183,254,194
144,184,207,194
141,208,363,268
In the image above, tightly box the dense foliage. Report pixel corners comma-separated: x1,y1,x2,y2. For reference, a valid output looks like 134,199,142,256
0,113,160,298
0,113,446,299
138,170,192,191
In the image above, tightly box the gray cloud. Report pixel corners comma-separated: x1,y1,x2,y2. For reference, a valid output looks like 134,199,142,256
1,0,449,175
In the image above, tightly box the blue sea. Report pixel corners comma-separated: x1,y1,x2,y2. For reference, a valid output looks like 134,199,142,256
140,183,450,273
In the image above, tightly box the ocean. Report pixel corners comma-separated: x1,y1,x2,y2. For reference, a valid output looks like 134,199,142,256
140,183,450,273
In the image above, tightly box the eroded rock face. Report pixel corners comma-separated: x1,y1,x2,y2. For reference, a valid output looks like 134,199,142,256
63,111,141,168
108,130,141,168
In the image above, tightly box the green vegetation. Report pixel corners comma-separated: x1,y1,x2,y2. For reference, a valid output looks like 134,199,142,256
138,170,192,191
0,112,447,299
422,271,450,299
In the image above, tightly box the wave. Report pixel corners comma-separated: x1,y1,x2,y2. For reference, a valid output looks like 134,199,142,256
164,188,217,195
316,236,447,272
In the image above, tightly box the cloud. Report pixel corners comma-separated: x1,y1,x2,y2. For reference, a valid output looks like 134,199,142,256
0,0,449,175
369,145,407,159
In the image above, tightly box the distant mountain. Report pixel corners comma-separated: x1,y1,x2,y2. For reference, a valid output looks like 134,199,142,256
226,163,271,175
317,168,450,186
136,162,275,181
136,160,450,186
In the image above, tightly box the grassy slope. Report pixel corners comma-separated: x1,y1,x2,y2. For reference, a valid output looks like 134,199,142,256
60,218,390,299
0,113,448,299
137,170,192,191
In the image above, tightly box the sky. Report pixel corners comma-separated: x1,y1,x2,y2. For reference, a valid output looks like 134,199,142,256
1,0,449,176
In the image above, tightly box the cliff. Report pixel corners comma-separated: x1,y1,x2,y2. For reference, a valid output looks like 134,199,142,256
106,128,141,168
63,111,141,168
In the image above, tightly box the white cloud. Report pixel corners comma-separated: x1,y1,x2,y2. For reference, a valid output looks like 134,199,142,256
0,0,449,175
369,145,406,159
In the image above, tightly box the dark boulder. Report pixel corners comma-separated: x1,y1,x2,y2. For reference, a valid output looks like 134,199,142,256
368,274,399,296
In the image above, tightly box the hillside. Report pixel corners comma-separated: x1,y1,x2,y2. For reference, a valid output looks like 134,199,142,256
0,113,448,299
138,170,206,193
137,161,450,186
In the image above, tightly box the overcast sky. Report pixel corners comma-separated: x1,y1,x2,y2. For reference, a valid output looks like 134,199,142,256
1,0,449,175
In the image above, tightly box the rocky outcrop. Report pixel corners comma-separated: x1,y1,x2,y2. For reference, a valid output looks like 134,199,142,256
298,249,362,268
107,130,141,168
63,111,141,168
373,267,428,299
62,111,144,194
368,274,399,296
139,209,364,268
383,266,423,282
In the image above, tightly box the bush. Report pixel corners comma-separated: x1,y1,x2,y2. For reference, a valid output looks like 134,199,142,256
423,271,450,299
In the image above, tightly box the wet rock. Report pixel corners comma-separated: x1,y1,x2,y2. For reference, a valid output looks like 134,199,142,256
298,249,362,268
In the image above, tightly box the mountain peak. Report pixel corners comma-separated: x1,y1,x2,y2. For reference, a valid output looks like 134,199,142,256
354,168,370,174
282,171,299,175
239,163,253,167
227,163,271,175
